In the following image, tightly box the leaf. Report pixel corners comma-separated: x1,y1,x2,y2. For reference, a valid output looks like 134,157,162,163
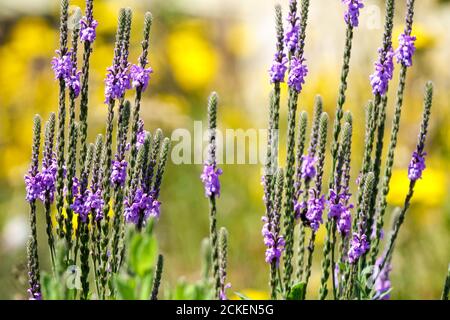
138,273,153,300
41,272,61,300
114,275,136,300
234,292,252,300
287,282,307,300
129,234,158,277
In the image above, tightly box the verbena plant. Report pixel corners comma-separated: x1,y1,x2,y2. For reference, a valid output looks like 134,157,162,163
23,0,449,300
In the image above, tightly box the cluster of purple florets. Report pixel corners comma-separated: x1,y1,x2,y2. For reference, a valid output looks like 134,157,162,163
124,188,161,225
24,156,57,203
51,50,81,97
71,178,104,223
342,0,364,27
200,163,223,198
261,216,285,266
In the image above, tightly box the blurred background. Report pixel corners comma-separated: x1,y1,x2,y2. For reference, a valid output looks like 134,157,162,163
0,0,449,299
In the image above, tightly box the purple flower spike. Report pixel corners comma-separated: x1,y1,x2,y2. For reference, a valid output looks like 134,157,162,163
24,173,42,203
136,119,148,149
342,0,364,27
51,51,72,80
373,258,392,300
301,155,317,179
305,190,326,231
395,33,416,67
111,157,128,186
348,232,369,263
288,56,308,93
261,216,285,266
269,52,288,83
104,65,131,103
130,64,153,91
328,189,353,236
80,17,98,43
200,163,222,198
67,69,81,97
370,47,394,95
219,283,232,300
408,150,426,181
39,156,57,202
124,188,161,225
284,12,299,52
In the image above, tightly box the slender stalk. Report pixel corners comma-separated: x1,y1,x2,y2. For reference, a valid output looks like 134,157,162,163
151,254,164,300
442,264,450,300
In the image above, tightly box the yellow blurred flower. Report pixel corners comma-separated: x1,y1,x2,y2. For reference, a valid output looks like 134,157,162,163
393,24,435,51
166,21,219,91
387,167,447,207
231,289,269,300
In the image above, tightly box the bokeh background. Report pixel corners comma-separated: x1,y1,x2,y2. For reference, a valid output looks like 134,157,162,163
0,0,449,299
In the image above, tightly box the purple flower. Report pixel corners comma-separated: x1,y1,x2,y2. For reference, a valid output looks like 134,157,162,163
395,33,416,67
24,173,42,203
27,282,42,300
136,119,148,149
219,282,232,301
124,188,161,225
373,258,392,300
408,150,426,181
370,47,394,95
130,64,153,91
71,178,104,223
67,69,81,97
104,65,131,103
284,12,299,52
200,163,222,198
305,190,326,231
348,232,369,264
287,56,308,93
328,189,353,236
80,17,98,43
39,156,57,202
342,0,364,27
301,155,317,179
337,207,352,236
269,52,288,83
111,157,128,186
294,199,306,220
51,51,72,80
261,216,285,266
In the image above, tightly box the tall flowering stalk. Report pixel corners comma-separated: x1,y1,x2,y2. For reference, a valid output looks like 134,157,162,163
302,113,328,293
262,168,285,299
283,0,310,293
25,115,42,300
371,0,416,263
201,92,223,299
357,0,395,241
379,82,433,273
319,115,353,299
295,96,321,282
218,227,231,300
151,254,164,300
54,0,69,239
41,113,57,269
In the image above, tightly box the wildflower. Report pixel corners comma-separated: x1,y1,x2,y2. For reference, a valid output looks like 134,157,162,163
124,188,161,225
111,157,128,186
395,33,416,67
39,156,57,202
287,56,308,93
200,163,222,198
136,119,148,149
348,232,369,263
269,52,288,83
408,150,426,181
130,64,153,91
370,47,394,95
284,12,299,52
24,173,42,203
51,51,72,80
261,216,285,266
80,17,98,43
71,178,104,223
301,155,317,179
104,65,131,103
373,258,392,300
328,189,353,235
305,190,326,231
337,207,352,235
66,68,81,97
342,0,364,27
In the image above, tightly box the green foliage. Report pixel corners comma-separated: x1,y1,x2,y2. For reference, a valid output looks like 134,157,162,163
287,282,307,300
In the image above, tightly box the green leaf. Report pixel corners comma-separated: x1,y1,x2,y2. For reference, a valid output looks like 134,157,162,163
114,275,137,300
287,282,307,300
234,292,252,300
138,273,154,300
129,234,158,277
41,272,62,300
